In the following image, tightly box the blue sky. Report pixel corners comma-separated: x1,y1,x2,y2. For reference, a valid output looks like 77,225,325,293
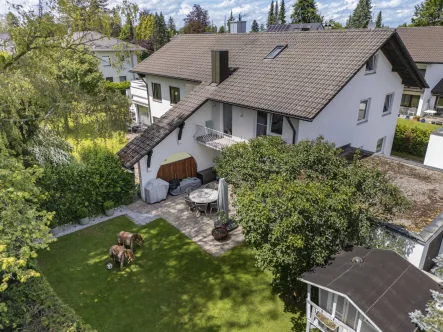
115,0,421,29
1,0,421,28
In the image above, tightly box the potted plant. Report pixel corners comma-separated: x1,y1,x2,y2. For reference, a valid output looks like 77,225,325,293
103,201,115,217
315,312,338,331
77,207,89,225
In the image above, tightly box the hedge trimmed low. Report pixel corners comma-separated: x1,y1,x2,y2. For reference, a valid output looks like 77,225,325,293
392,122,434,157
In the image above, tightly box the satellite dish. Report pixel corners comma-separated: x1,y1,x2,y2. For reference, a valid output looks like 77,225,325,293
368,21,376,30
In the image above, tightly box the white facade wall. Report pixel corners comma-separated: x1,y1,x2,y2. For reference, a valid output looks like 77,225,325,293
138,101,219,200
297,50,403,155
424,132,443,169
145,75,198,119
417,63,443,115
96,50,138,81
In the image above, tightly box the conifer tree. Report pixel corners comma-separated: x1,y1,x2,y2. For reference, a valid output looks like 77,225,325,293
219,25,226,33
275,1,279,24
375,11,383,28
348,0,372,28
167,16,176,36
279,0,287,24
251,19,260,32
260,23,266,31
267,0,275,27
291,0,323,23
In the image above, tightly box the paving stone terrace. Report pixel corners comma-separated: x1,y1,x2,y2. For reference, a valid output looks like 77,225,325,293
126,194,244,257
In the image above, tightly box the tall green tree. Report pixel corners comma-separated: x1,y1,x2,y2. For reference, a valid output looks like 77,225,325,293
348,0,372,28
411,0,443,26
183,4,209,34
376,10,383,28
153,12,169,50
0,136,54,320
227,10,234,32
279,0,287,24
251,19,259,32
260,23,266,31
214,136,409,296
167,16,176,36
218,25,226,33
267,0,275,27
119,0,138,42
275,1,280,24
291,0,323,23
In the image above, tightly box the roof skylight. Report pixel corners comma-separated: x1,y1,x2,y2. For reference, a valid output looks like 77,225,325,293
265,44,287,59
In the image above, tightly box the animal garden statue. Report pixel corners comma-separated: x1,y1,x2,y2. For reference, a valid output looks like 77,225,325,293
118,231,144,251
108,245,135,270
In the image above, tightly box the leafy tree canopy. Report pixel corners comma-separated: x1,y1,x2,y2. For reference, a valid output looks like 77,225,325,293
411,0,443,26
291,0,323,23
214,136,409,291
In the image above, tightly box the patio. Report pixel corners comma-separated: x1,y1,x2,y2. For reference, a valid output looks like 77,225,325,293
126,192,244,257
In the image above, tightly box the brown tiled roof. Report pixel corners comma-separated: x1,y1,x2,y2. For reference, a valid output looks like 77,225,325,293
432,78,443,96
397,27,443,63
119,30,426,168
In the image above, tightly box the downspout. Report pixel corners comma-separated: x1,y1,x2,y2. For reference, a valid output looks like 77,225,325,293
137,73,153,125
285,116,296,144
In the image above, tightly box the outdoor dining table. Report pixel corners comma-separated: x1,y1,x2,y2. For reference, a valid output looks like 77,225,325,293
189,188,218,204
424,109,437,120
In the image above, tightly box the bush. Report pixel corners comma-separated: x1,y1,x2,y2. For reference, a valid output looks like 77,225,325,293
76,207,89,219
103,200,114,211
0,273,93,331
103,81,130,94
392,122,434,157
39,146,135,227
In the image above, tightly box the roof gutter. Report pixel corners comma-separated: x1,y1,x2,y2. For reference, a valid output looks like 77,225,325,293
128,70,202,83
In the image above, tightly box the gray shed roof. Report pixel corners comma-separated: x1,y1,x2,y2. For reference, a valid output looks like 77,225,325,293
119,29,427,168
432,78,443,96
301,246,442,332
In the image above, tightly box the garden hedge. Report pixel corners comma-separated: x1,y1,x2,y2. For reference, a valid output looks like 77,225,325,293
392,122,434,157
1,272,93,331
39,145,135,227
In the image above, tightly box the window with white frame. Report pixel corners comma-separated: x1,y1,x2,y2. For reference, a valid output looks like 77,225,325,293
376,137,385,153
365,55,377,73
256,112,284,137
256,111,268,137
383,93,394,114
357,99,370,122
101,56,111,66
119,76,127,82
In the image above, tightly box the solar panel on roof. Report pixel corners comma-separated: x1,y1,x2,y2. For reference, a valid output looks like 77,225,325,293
267,24,291,32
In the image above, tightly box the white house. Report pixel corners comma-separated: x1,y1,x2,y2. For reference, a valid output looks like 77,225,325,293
118,29,426,201
397,27,443,117
72,31,144,82
300,246,441,332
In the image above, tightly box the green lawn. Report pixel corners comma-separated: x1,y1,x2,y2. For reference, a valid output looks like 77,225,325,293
391,151,425,163
397,118,441,130
38,217,303,331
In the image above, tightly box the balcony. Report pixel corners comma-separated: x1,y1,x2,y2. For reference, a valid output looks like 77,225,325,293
307,300,356,332
194,125,247,150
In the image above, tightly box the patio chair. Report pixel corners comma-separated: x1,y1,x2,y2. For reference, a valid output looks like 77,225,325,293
408,108,417,117
195,203,209,216
206,182,218,190
185,187,194,196
184,197,196,211
209,202,218,215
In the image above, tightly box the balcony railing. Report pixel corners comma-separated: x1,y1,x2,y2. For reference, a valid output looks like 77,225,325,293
194,125,247,150
307,300,356,332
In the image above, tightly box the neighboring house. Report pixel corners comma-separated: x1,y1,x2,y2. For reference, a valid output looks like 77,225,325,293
397,27,443,117
267,23,324,32
300,246,442,332
424,127,443,169
0,32,15,54
117,29,426,201
365,155,443,272
72,31,144,82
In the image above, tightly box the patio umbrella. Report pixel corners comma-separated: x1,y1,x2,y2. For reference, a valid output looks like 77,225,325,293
217,178,229,222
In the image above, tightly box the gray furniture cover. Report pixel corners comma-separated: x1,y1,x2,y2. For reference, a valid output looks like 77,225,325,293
169,177,202,196
144,178,169,203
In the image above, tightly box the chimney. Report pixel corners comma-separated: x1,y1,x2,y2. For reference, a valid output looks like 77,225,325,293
212,50,229,85
230,21,247,33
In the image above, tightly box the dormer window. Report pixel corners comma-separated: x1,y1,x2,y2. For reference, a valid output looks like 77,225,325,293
365,55,377,74
265,45,287,59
